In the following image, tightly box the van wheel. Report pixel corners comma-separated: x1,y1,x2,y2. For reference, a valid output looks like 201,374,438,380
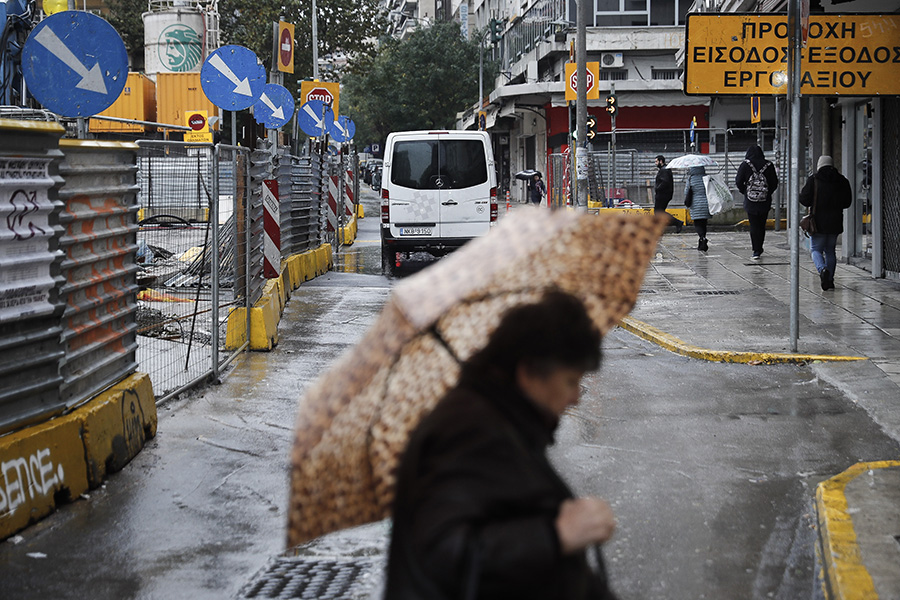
382,248,396,276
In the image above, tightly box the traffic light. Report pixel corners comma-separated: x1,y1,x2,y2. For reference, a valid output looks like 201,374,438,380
605,94,618,116
586,114,597,141
490,18,503,44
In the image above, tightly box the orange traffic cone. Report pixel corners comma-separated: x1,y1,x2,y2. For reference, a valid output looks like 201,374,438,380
505,189,511,212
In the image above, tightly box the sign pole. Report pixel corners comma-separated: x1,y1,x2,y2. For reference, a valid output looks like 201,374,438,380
575,0,588,209
610,81,616,193
788,0,802,352
312,0,319,79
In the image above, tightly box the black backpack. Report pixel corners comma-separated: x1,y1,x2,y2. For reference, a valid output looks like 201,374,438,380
744,160,770,202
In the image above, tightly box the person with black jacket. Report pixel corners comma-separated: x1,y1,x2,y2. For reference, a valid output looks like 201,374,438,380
654,155,682,232
735,144,779,260
800,155,853,290
385,292,618,600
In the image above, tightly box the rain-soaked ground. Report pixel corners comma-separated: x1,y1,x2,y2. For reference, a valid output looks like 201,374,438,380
2,187,899,599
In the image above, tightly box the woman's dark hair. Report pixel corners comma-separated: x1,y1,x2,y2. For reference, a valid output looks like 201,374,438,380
461,291,601,381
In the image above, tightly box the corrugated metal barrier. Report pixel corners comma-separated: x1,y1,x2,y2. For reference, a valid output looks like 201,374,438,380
0,121,66,435
57,140,140,408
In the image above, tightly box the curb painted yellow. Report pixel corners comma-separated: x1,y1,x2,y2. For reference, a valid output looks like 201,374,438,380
619,317,867,364
0,373,156,540
816,461,900,600
736,218,789,229
587,205,694,224
79,373,157,487
226,244,334,351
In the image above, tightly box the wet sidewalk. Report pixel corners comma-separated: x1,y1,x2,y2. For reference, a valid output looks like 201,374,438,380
241,225,900,600
633,228,900,600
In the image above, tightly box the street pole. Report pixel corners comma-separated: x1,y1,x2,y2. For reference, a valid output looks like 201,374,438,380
774,97,781,231
479,33,484,114
312,0,319,79
575,0,588,208
788,0,802,351
610,81,616,196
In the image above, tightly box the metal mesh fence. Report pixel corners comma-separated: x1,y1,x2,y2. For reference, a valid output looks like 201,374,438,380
883,98,900,275
135,141,220,401
548,127,784,211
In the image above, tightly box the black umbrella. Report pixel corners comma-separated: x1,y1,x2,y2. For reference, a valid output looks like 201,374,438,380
515,169,540,181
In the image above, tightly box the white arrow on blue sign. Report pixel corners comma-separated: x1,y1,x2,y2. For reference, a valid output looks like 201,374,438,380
297,100,335,138
329,115,356,143
253,84,294,129
22,11,128,118
200,45,266,111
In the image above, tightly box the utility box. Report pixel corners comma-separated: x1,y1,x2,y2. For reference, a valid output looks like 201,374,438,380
89,73,156,133
156,72,219,133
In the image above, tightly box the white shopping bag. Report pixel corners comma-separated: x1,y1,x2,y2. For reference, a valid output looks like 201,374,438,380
703,175,733,215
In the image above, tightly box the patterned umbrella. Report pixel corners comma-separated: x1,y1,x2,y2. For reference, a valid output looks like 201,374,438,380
665,154,719,169
287,208,668,546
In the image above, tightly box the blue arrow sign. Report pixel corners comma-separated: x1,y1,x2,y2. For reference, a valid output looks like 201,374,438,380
200,45,266,111
297,100,335,138
329,115,356,143
252,84,294,129
21,11,128,118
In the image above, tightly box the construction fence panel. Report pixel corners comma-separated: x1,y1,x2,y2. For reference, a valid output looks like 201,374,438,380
214,144,251,367
57,140,140,409
0,121,66,435
135,141,219,402
248,145,270,306
287,153,324,255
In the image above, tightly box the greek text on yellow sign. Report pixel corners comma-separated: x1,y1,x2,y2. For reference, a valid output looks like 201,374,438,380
684,14,900,96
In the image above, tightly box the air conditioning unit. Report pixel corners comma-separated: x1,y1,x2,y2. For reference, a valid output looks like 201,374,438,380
600,52,624,69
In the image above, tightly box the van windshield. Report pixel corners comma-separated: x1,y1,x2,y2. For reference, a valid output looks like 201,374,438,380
390,139,488,190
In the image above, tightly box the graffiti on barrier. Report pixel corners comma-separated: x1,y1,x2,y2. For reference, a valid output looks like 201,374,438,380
0,448,65,517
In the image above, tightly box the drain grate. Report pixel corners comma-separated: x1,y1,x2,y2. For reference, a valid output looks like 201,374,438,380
694,290,741,296
639,288,658,294
241,556,381,599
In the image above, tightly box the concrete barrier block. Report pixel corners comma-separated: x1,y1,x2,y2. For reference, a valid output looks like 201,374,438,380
287,255,302,289
281,269,292,302
249,294,278,350
80,373,157,488
0,415,89,540
225,307,249,350
356,204,365,219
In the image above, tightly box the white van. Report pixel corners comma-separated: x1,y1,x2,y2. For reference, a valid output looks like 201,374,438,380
381,130,497,273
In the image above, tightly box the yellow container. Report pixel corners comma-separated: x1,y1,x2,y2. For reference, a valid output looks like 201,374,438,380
156,72,219,132
89,73,156,133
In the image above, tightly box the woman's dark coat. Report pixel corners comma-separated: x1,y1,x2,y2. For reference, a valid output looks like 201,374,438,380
734,145,779,216
799,165,853,235
385,373,615,600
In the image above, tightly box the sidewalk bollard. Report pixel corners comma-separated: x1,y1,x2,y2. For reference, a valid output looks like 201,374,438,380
505,189,511,212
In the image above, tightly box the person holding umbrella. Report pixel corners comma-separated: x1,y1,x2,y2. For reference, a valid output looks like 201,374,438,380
684,165,712,252
530,172,547,205
385,291,618,599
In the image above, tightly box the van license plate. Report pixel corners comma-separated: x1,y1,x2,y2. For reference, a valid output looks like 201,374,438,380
399,227,432,236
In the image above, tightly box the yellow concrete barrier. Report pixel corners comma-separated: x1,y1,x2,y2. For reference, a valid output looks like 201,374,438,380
80,373,157,487
0,372,156,540
356,204,365,219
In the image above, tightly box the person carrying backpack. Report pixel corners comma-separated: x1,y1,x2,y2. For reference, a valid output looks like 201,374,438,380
735,144,779,260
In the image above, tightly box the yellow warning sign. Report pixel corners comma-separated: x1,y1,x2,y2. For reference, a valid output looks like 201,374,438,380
184,110,212,143
684,14,900,96
564,62,600,101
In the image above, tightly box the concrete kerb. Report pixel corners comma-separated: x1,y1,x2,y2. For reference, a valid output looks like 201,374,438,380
0,372,156,540
618,317,867,364
816,461,900,600
225,244,334,351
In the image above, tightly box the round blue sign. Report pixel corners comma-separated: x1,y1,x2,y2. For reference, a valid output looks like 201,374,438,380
329,115,356,143
298,100,335,138
22,11,128,118
200,45,266,111
253,84,295,129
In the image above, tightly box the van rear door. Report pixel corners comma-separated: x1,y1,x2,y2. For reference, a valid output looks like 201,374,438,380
387,137,441,240
437,134,493,239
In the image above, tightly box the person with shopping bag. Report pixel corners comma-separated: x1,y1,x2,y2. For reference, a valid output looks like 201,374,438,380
799,155,852,290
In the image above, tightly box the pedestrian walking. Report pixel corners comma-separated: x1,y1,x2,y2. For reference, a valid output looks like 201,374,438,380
800,155,852,290
529,172,547,205
385,291,618,600
735,144,779,259
654,155,683,232
684,165,711,252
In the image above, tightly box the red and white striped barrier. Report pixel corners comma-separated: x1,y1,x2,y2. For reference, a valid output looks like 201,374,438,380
344,165,355,216
262,179,280,279
326,174,339,232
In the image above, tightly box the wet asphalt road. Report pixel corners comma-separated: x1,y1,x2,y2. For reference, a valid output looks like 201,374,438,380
2,187,899,599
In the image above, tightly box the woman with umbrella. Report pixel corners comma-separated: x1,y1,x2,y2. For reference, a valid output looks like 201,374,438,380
668,154,716,252
386,291,618,599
